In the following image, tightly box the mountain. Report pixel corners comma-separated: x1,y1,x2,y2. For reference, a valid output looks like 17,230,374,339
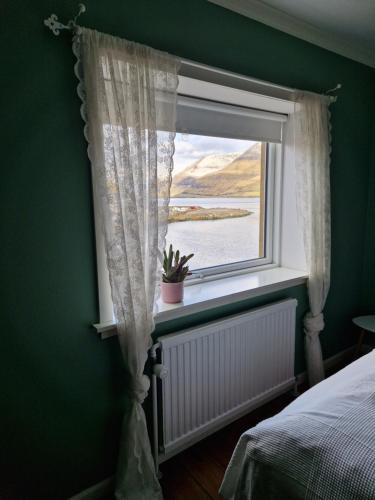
172,152,241,182
171,142,262,198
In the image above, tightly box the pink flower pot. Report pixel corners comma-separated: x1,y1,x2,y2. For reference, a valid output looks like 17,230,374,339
161,281,184,304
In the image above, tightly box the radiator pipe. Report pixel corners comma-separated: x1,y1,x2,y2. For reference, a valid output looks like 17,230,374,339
150,342,163,478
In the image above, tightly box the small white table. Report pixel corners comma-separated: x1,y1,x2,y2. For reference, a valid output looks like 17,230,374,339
352,315,375,358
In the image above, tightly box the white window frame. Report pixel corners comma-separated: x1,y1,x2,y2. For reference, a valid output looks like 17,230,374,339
181,142,281,281
93,61,305,327
175,76,285,282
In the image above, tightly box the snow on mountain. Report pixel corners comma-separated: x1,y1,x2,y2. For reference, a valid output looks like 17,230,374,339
173,152,241,180
171,142,262,198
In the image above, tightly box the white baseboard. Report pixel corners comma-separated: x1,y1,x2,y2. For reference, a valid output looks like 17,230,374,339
70,343,364,499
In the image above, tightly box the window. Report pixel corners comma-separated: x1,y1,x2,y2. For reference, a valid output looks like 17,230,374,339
94,65,307,327
167,82,286,278
168,134,271,274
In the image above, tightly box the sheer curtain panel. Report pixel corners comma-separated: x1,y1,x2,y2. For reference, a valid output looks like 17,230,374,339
73,28,180,499
290,92,332,386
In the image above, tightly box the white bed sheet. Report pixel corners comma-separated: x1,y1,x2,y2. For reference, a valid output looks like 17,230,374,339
220,349,375,500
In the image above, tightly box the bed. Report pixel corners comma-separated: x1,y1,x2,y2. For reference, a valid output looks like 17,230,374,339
220,349,375,500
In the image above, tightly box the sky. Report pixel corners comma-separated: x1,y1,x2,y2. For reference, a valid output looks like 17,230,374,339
173,134,257,173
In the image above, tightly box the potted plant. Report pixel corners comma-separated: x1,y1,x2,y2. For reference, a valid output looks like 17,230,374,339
161,244,194,303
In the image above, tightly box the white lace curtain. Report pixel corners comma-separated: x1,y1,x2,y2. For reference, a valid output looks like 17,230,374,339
73,28,180,499
289,92,332,386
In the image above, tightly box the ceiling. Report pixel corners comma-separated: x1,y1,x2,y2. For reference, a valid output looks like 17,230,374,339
208,0,375,68
263,0,375,50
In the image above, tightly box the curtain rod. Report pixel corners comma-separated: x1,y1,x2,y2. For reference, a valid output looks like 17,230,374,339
43,4,341,101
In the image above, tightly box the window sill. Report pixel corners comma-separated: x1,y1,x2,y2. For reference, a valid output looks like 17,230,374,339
94,267,307,339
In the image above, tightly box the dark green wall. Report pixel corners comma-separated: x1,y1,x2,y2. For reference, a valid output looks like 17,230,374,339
2,0,375,497
362,124,375,313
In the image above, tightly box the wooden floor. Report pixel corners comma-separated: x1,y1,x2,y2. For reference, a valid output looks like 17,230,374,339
159,391,296,500
159,356,354,500
101,359,352,499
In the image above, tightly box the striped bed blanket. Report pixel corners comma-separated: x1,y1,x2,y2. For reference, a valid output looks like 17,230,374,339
220,350,375,500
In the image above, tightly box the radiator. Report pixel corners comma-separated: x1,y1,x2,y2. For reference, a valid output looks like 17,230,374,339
158,298,297,459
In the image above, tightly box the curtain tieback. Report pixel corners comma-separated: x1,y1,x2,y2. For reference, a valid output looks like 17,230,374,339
304,312,325,337
132,374,151,404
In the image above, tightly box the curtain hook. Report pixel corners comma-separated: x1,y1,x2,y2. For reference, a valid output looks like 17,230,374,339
69,4,86,29
325,83,342,95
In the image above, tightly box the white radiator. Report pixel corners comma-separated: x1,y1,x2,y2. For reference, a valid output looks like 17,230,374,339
158,299,297,459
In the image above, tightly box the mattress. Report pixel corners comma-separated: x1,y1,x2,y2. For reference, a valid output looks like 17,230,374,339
220,349,375,500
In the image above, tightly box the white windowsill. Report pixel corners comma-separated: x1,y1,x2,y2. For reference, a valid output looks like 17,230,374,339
94,267,307,339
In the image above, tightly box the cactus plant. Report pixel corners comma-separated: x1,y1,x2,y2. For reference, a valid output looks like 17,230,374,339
162,244,194,283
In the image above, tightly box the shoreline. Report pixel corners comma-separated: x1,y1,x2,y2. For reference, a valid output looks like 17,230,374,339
170,194,260,199
168,206,252,223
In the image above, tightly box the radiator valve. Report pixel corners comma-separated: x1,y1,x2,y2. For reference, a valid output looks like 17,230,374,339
153,363,168,379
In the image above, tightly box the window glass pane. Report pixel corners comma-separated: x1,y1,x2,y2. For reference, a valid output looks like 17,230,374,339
166,133,267,271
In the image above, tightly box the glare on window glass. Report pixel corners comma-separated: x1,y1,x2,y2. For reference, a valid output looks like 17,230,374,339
166,134,266,271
